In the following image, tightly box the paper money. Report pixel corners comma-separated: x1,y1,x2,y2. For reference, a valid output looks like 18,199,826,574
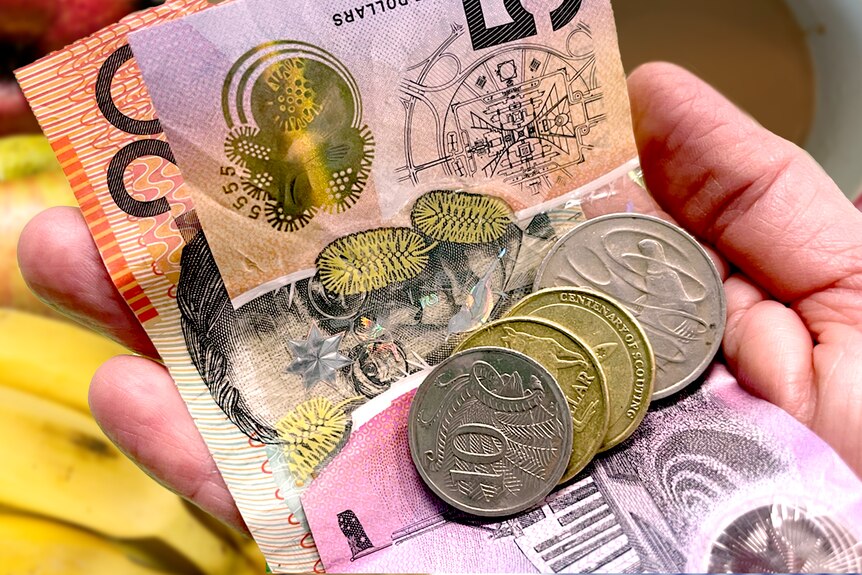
14,2,322,572
17,0,640,571
302,364,862,573
125,0,636,551
128,0,636,302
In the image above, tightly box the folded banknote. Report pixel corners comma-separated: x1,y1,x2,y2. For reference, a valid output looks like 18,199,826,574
128,0,636,303
302,364,862,573
18,0,641,571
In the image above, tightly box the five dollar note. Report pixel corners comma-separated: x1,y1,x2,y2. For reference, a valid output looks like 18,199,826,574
18,0,637,572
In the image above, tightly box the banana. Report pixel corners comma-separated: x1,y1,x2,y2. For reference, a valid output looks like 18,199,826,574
0,308,127,413
235,537,269,574
0,385,240,575
0,512,173,575
0,135,62,183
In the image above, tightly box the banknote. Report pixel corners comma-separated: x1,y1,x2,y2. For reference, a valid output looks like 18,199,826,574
14,1,322,572
302,364,862,573
128,0,637,303
17,0,640,572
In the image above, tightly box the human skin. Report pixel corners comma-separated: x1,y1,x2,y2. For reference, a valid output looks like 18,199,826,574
16,63,862,532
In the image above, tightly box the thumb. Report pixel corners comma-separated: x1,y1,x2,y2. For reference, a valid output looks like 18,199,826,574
627,62,862,304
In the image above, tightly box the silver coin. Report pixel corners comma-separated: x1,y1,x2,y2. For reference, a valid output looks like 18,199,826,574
408,347,573,517
535,213,726,400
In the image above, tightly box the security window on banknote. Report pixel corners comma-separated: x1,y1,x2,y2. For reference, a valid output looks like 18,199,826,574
15,0,862,573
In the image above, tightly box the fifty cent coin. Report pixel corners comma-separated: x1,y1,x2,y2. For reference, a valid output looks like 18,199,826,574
455,317,609,483
535,213,726,400
507,288,654,450
408,347,572,517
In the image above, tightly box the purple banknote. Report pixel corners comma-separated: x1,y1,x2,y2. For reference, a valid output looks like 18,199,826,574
302,364,862,573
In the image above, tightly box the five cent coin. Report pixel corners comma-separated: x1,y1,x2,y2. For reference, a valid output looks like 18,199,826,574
456,317,609,483
507,288,654,450
408,347,572,517
535,213,726,400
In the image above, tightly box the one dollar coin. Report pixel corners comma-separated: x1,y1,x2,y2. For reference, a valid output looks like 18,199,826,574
456,318,609,483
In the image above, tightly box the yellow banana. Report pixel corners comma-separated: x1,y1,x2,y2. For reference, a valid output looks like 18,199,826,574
0,385,240,575
235,537,269,574
0,134,63,183
0,512,173,575
0,308,127,413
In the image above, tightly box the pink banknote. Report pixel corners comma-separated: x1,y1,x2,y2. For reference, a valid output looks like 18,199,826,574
303,364,862,573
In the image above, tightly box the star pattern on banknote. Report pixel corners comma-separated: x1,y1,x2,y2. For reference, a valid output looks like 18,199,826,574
286,323,352,389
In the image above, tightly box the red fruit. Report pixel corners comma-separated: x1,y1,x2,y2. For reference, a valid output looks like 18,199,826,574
39,0,139,53
0,82,40,136
0,0,139,136
0,0,56,43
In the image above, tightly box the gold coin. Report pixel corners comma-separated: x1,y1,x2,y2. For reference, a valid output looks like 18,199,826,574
507,288,655,450
455,317,609,483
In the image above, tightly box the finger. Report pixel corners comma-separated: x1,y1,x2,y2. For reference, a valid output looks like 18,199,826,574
810,324,862,473
90,354,247,534
722,273,815,423
17,206,157,357
628,62,862,303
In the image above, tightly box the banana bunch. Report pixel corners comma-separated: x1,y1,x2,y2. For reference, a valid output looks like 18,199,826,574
0,307,268,574
0,134,267,573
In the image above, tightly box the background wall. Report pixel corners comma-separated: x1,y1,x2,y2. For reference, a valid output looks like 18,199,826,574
613,0,862,202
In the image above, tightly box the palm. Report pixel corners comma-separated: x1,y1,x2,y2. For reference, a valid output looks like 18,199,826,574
17,63,862,531
626,64,862,476
730,286,862,473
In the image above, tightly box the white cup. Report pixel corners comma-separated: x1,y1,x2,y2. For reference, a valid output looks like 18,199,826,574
613,0,862,203
787,0,862,202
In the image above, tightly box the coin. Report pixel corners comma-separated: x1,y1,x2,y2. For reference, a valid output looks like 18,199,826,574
408,347,572,517
535,213,726,399
507,288,654,450
455,318,609,483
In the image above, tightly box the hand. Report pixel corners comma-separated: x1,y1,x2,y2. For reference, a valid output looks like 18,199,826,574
627,63,862,476
17,63,862,531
